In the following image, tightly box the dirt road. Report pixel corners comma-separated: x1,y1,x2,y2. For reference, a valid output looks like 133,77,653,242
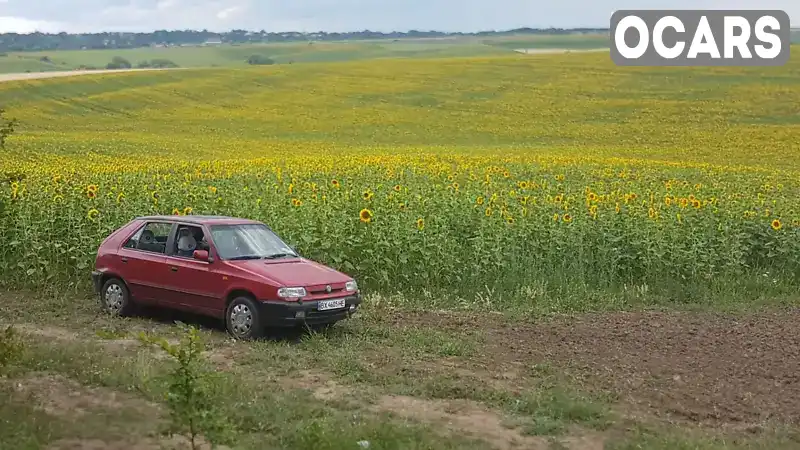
0,68,182,83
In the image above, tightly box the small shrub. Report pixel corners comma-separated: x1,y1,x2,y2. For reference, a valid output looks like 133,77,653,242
0,326,24,373
137,323,232,449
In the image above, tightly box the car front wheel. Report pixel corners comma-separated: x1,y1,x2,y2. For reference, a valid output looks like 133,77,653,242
100,278,134,317
225,296,263,340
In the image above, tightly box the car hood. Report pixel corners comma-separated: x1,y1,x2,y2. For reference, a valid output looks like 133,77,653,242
230,258,351,286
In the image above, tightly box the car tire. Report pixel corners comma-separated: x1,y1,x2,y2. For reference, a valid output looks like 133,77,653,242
100,277,134,317
225,296,264,340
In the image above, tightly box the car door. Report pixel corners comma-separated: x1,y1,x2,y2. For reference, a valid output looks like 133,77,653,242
162,223,227,316
117,221,174,304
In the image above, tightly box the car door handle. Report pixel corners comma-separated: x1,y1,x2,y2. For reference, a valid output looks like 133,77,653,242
170,266,178,272
121,257,127,263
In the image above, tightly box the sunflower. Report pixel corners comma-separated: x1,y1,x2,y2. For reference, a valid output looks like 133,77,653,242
505,216,515,225
771,219,782,231
393,184,402,192
416,218,425,230
208,186,217,194
518,181,529,190
587,192,598,202
87,209,99,221
502,170,510,178
485,207,493,217
331,179,340,188
86,184,98,193
151,191,160,201
554,194,563,203
86,189,97,199
53,194,64,203
475,196,485,206
292,198,302,207
664,196,672,206
452,182,459,191
555,174,565,182
563,213,573,223
691,199,701,208
287,183,294,194
362,189,374,201
359,208,373,223
679,198,689,208
183,207,193,215
553,213,559,221
116,193,125,203
172,208,181,215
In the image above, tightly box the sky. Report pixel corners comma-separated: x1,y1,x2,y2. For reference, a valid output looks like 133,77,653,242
0,0,798,34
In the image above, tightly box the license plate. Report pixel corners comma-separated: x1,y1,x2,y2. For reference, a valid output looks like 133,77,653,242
318,298,346,311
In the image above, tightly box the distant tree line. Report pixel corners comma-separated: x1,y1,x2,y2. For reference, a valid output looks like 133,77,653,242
0,28,608,52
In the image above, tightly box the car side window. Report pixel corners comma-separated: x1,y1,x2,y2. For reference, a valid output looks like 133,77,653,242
173,225,208,258
123,222,171,254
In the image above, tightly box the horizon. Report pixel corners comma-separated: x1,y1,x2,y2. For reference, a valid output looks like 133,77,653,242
1,1,797,35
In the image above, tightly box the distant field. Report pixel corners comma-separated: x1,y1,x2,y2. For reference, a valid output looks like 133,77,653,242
0,34,612,74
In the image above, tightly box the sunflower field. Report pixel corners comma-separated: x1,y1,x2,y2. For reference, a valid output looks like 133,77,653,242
1,50,800,307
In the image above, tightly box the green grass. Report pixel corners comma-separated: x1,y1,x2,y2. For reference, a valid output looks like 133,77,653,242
1,291,798,449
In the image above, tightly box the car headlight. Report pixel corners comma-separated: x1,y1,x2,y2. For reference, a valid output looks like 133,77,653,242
345,280,358,292
277,287,307,298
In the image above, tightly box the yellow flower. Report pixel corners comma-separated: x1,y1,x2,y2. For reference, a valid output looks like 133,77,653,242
172,208,181,215
485,207,493,217
416,218,425,230
476,196,485,205
208,186,217,194
393,184,402,192
116,193,125,203
183,207,193,215
771,219,782,231
563,213,572,223
87,209,99,221
292,198,302,207
332,179,340,188
362,189,374,201
53,194,64,203
359,208,373,223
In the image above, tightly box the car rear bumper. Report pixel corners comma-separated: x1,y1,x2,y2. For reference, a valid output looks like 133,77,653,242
258,293,362,327
91,270,103,295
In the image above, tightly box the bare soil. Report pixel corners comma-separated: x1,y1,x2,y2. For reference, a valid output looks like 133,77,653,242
387,308,800,428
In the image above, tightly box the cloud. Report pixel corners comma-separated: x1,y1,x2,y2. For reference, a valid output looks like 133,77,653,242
0,16,63,33
0,0,797,34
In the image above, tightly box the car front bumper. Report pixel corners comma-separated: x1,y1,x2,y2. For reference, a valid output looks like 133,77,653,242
91,270,103,295
258,293,362,327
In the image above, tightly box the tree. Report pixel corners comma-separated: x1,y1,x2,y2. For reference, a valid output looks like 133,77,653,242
0,108,17,149
106,56,132,69
246,54,274,65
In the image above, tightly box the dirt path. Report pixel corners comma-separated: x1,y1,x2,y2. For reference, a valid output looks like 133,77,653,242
512,48,608,54
0,68,183,83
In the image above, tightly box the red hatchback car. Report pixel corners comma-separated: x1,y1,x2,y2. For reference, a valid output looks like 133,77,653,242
91,215,362,339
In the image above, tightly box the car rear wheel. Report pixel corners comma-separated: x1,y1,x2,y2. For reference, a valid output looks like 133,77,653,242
225,296,263,340
100,278,134,317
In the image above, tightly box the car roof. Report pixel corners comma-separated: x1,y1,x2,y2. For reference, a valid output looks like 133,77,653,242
134,215,264,226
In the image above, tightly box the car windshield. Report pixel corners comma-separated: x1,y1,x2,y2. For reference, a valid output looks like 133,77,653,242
209,223,298,260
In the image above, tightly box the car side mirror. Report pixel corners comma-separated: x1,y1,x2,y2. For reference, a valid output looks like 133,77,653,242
193,249,211,262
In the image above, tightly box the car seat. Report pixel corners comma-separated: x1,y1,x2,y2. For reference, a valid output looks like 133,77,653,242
176,228,197,257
